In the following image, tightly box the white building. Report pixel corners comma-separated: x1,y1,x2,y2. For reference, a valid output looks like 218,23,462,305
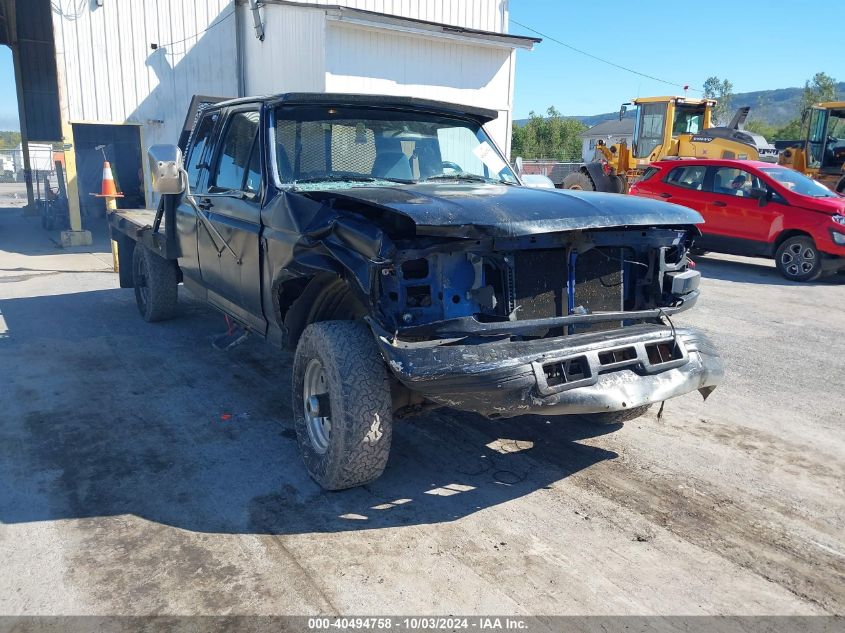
580,118,634,163
1,0,537,243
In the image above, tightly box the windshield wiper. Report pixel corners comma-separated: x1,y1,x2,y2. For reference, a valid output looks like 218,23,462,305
293,175,413,187
423,173,500,184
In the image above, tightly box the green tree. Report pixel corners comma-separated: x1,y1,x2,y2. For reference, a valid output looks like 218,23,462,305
0,131,21,149
511,123,526,159
703,76,734,125
745,119,776,139
801,72,837,112
510,108,587,160
772,118,803,141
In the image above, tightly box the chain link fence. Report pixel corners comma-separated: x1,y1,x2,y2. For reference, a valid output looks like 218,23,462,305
0,147,66,213
518,160,583,186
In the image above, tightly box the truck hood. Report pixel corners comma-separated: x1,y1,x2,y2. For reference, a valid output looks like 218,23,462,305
316,182,703,237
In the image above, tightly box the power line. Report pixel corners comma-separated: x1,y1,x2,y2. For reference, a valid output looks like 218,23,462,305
511,19,702,94
151,7,236,51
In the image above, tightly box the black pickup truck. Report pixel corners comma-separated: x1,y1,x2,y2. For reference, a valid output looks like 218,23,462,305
109,93,723,490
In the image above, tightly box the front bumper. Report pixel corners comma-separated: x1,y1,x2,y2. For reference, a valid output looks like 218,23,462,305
376,324,723,418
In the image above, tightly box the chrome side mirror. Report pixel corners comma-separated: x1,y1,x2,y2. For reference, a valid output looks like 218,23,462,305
148,144,185,194
514,156,524,176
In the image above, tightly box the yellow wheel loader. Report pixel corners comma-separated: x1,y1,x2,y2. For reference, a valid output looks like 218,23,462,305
778,102,845,194
563,96,777,193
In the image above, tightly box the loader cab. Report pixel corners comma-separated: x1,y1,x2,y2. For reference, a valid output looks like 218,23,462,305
804,103,845,177
630,97,714,160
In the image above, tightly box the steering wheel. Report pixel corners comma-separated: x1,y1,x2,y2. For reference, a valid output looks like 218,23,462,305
441,160,463,174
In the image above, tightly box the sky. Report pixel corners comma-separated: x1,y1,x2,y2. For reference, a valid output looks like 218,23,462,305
1,1,843,130
0,46,18,130
509,0,843,118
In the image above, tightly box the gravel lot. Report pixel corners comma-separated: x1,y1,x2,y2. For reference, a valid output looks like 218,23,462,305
0,207,843,617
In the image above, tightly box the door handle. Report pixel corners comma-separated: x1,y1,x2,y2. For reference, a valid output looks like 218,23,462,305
659,192,672,198
713,200,727,207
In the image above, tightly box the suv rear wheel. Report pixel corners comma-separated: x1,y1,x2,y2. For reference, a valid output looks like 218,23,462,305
775,236,822,282
292,320,393,490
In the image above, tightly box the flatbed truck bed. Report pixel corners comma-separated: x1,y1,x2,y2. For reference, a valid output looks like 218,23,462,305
108,204,178,260
108,202,180,288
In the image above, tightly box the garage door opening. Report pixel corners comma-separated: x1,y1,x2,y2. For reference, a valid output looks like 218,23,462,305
72,123,146,218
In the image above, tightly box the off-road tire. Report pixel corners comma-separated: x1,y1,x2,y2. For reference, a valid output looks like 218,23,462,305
582,404,652,424
610,174,629,194
292,320,393,490
132,244,178,322
562,171,595,191
775,236,822,282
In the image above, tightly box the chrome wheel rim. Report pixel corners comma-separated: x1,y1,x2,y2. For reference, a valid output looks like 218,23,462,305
780,243,816,277
303,358,331,454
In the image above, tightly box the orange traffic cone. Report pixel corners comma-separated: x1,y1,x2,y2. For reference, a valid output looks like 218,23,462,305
97,161,123,198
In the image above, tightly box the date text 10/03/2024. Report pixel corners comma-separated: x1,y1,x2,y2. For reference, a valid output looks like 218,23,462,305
307,617,528,630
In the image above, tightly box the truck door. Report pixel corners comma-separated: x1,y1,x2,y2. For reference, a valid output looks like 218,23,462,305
197,106,266,332
178,110,221,288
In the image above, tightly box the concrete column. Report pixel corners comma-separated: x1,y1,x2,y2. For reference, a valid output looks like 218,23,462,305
59,120,92,247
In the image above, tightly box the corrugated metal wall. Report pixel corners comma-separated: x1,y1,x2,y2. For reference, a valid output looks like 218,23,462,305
239,3,327,96
51,0,238,149
301,0,508,33
324,22,513,151
240,1,515,153
49,0,515,161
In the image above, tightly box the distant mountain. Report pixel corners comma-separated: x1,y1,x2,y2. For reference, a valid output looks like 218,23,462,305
516,82,845,129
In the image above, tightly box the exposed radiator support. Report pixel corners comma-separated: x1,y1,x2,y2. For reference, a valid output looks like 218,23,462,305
248,0,265,41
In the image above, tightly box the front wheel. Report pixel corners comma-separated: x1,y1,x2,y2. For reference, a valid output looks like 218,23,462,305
775,236,822,282
292,320,393,490
562,171,596,191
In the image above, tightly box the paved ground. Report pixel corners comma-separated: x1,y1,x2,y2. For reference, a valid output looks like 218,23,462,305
1,207,843,616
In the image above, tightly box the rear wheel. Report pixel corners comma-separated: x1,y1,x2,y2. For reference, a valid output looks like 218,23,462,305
582,404,652,425
562,171,595,191
132,244,179,322
775,236,822,282
292,320,393,490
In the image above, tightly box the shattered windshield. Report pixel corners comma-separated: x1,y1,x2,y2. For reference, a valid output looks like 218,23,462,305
271,105,518,190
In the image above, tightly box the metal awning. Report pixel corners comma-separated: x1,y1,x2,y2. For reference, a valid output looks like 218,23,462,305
251,0,541,50
0,0,10,45
1,0,62,140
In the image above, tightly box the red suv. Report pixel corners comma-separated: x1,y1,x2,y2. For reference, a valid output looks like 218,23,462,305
629,159,845,281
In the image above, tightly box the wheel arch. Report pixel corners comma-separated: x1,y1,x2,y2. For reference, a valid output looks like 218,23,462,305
772,229,814,256
276,272,369,348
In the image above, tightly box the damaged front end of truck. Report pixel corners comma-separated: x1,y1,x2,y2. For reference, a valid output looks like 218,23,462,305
268,183,723,420
260,95,722,421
